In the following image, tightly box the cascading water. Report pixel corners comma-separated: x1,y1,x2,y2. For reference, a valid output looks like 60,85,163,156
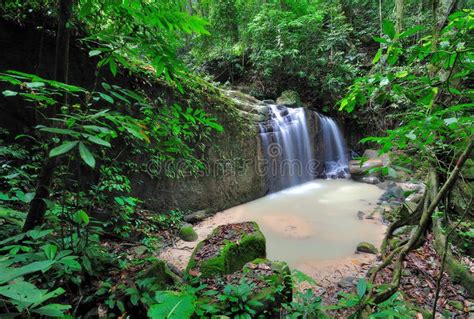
318,114,350,179
259,105,314,192
259,104,350,192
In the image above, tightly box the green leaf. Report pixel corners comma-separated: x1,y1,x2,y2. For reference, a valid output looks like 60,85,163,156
89,50,102,57
26,82,45,89
73,210,89,225
356,279,367,298
49,141,78,158
2,90,18,97
99,92,114,104
41,244,58,260
78,142,95,168
399,25,424,39
382,20,396,39
39,127,80,136
149,292,196,319
85,135,111,148
109,59,118,76
32,304,71,317
372,48,383,64
0,260,56,284
372,36,388,44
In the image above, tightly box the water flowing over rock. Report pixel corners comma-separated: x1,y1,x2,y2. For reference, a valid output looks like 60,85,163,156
259,105,315,192
259,104,350,192
318,114,350,179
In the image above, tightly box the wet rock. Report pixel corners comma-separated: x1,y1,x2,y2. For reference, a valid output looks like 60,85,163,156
179,225,198,242
349,159,383,175
379,184,404,203
263,99,275,104
141,259,182,288
406,192,424,203
184,210,210,223
276,90,301,108
361,176,381,184
338,276,356,288
356,242,378,254
365,212,375,219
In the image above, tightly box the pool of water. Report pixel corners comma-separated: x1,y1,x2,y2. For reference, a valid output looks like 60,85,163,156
222,179,385,266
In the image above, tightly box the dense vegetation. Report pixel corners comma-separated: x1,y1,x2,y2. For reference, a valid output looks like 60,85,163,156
0,0,473,318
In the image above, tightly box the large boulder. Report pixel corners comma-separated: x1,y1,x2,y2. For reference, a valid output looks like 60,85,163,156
276,90,302,108
187,222,266,278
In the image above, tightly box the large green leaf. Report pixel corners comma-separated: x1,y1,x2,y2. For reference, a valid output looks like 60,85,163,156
0,260,56,284
32,304,71,317
382,20,396,39
49,141,78,158
78,142,96,168
148,292,195,319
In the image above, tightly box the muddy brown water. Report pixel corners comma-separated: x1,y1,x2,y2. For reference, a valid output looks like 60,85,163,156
160,179,386,286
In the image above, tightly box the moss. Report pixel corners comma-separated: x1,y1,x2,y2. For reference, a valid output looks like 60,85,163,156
141,259,182,288
356,242,378,254
276,90,302,107
186,222,266,278
433,217,474,297
179,226,198,242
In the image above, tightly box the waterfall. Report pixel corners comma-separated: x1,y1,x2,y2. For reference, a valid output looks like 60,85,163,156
259,105,314,192
259,104,349,192
318,115,350,179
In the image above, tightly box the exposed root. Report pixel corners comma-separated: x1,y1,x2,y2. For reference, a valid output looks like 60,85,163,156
354,137,473,318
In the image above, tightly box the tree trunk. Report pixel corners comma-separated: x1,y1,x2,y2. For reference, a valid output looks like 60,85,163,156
23,0,74,232
395,0,404,33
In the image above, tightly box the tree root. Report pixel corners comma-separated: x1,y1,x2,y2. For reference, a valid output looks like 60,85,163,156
354,137,473,318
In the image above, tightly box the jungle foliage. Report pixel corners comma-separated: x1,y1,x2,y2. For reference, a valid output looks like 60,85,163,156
0,0,473,318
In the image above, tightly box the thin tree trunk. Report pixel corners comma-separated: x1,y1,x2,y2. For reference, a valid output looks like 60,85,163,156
395,0,404,33
23,0,74,232
379,0,383,45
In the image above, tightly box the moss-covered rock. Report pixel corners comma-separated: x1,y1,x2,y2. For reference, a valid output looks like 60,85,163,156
187,222,266,278
276,90,301,108
141,259,182,288
179,225,198,242
356,242,378,254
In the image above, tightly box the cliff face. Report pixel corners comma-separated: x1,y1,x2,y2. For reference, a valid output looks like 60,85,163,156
0,19,268,214
130,90,269,213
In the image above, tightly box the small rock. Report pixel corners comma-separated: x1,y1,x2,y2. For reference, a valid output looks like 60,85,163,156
338,276,356,288
356,242,378,254
379,185,404,202
178,226,198,242
377,181,396,190
361,176,381,184
263,99,275,104
357,211,365,220
365,212,375,220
